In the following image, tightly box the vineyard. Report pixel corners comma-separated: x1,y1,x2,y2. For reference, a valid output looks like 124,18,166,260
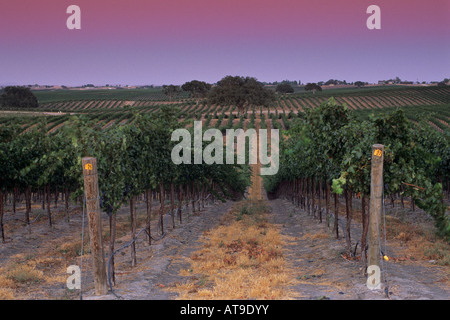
0,84,449,300
0,86,449,135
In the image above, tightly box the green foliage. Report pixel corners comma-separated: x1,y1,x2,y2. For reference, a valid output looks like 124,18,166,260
303,83,322,93
181,80,211,103
162,85,181,101
265,97,450,240
0,105,250,218
1,86,38,108
208,76,276,114
276,83,294,94
332,174,346,195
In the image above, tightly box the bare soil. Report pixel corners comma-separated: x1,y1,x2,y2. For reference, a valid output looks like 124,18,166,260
266,198,449,300
0,192,448,300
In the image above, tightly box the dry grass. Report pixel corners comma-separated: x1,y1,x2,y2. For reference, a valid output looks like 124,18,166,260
168,200,299,300
301,233,329,241
6,264,44,284
0,234,90,299
0,199,161,300
57,240,90,259
384,215,450,266
0,262,46,300
0,268,17,300
320,197,449,267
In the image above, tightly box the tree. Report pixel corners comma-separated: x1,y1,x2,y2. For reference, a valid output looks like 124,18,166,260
162,85,181,101
354,81,365,88
208,76,275,115
181,80,211,105
437,78,449,87
1,86,38,108
276,83,294,94
304,83,322,94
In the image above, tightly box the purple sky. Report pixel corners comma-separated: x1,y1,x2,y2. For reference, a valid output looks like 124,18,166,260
1,0,449,86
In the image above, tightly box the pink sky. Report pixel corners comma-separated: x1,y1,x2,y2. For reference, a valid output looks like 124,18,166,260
1,0,449,85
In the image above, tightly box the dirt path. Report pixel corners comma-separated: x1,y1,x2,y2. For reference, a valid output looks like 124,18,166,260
0,197,233,300
267,198,449,300
86,196,449,300
247,120,263,202
84,200,234,300
1,189,447,300
1,190,447,300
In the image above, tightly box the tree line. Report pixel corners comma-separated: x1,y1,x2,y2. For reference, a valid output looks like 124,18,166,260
1,76,388,111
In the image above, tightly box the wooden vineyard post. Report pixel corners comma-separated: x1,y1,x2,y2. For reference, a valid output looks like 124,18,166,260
367,144,384,290
82,157,108,295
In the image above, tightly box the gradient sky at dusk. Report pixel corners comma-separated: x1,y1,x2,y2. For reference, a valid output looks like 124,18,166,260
1,0,449,86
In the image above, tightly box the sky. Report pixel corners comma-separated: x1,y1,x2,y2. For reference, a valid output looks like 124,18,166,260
0,0,449,86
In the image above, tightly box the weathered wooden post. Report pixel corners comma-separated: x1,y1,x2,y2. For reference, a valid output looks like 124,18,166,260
367,144,384,290
82,157,108,295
